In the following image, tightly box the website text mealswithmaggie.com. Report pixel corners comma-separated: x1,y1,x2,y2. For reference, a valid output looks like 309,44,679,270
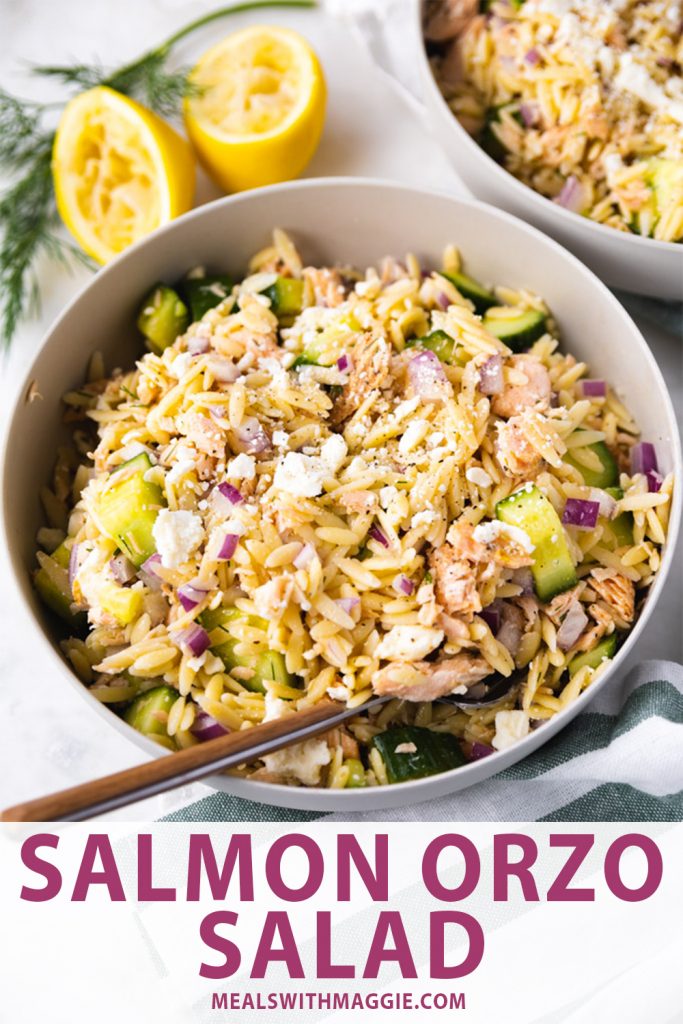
211,991,466,1011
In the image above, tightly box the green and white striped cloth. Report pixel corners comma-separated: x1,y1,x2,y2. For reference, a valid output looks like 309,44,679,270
163,661,683,824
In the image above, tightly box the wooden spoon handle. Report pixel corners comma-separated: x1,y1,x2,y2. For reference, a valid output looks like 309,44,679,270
0,700,349,822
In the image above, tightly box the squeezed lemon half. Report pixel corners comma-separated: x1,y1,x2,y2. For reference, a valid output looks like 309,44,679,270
184,25,326,193
53,86,196,264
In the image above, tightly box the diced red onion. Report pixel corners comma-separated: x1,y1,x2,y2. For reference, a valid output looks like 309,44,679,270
208,406,229,423
519,101,539,127
171,623,210,657
589,488,617,520
209,357,240,383
630,442,658,477
524,48,541,66
468,741,495,761
562,498,600,530
408,350,448,402
437,291,450,310
336,597,360,615
369,523,389,548
337,354,352,373
554,175,584,213
217,533,239,560
580,379,606,398
511,567,534,595
645,470,662,493
139,553,163,591
478,354,504,395
177,582,209,612
187,332,210,355
109,554,136,584
68,543,79,592
191,710,228,742
480,604,501,634
217,482,244,506
656,56,675,68
293,542,316,569
234,416,271,455
392,574,415,596
557,601,589,652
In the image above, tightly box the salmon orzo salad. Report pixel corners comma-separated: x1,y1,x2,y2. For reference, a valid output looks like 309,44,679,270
426,0,683,241
33,230,673,788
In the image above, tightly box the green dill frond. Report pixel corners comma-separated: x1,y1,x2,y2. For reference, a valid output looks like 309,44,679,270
0,88,52,169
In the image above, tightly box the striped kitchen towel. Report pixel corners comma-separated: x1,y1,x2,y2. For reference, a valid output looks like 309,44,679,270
163,661,683,823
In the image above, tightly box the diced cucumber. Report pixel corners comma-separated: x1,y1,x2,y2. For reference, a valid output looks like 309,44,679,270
181,275,233,321
292,330,335,367
442,271,497,313
262,277,304,317
568,634,618,677
482,308,547,352
34,553,86,630
293,311,362,367
406,329,457,364
137,285,190,354
566,441,618,489
496,485,577,602
646,158,683,229
99,583,143,625
344,758,367,788
372,726,466,784
51,540,72,569
124,685,178,738
200,607,292,694
604,486,633,547
95,453,165,567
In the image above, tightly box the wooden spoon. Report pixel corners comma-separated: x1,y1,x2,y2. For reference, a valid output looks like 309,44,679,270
0,698,385,823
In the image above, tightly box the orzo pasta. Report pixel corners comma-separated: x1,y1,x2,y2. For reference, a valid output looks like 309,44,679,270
33,230,673,788
426,0,683,241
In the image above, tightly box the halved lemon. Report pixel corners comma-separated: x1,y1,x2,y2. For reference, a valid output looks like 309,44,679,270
53,86,196,264
184,25,326,193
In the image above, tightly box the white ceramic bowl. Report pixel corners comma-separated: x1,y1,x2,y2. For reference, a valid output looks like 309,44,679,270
2,178,680,812
412,0,683,300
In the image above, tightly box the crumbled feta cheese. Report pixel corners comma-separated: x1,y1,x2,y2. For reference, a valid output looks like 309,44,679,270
263,692,291,722
272,430,289,448
466,466,493,488
379,485,399,510
168,352,193,379
152,509,204,569
394,742,418,754
166,459,196,485
252,577,293,620
411,509,438,529
274,452,327,497
375,625,444,661
327,684,352,703
399,418,430,454
320,433,348,472
428,431,446,448
273,435,347,497
473,519,535,553
492,710,530,751
262,738,331,785
226,453,256,480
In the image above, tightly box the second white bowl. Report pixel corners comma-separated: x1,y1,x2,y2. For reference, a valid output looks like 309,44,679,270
412,0,683,300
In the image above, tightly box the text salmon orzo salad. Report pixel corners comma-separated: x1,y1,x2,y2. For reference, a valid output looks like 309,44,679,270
426,0,683,241
34,231,673,788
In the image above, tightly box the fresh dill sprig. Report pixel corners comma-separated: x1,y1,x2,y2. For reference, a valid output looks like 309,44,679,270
0,0,316,348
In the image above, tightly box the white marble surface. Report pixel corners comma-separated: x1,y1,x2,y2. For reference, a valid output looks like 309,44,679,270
0,0,680,820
